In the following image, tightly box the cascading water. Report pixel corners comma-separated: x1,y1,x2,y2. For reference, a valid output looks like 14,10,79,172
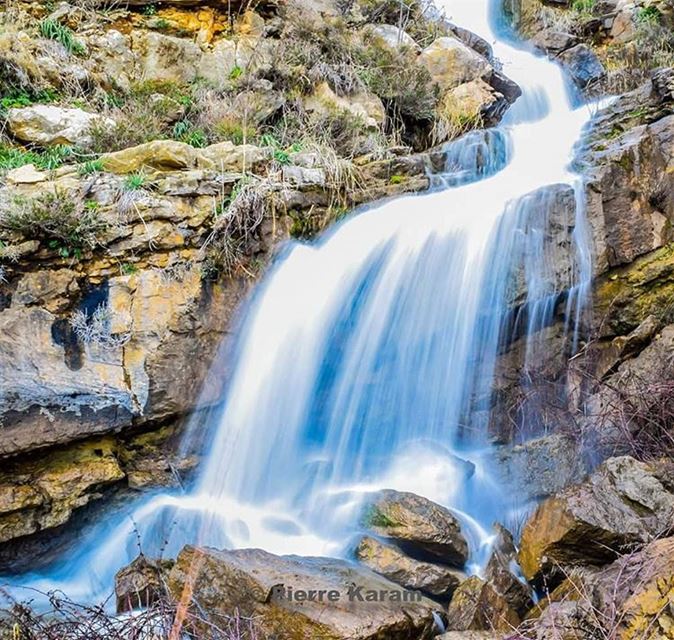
4,0,598,602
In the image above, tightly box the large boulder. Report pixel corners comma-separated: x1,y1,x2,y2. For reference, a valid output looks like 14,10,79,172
363,490,469,568
518,456,674,584
100,140,202,173
529,537,674,640
7,106,115,148
114,554,173,613
167,546,440,640
491,434,588,502
354,535,463,598
419,37,492,91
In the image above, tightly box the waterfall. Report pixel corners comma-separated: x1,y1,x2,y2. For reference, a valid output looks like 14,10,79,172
4,0,597,602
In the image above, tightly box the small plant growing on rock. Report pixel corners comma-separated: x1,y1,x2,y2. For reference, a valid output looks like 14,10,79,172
77,158,104,176
70,304,131,350
124,172,148,191
38,19,85,56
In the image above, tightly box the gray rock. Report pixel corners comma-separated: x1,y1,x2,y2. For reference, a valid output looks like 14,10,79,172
492,434,588,502
532,29,579,55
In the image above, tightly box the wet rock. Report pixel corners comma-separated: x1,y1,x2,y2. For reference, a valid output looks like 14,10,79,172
492,434,588,502
445,576,520,632
0,438,124,546
363,489,469,567
355,535,464,598
532,29,579,55
167,546,440,640
558,44,605,89
7,106,115,148
115,555,173,613
518,456,674,584
484,525,534,618
420,37,492,91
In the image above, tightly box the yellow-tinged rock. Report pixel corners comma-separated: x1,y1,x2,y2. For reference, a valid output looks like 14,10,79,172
234,10,265,37
303,81,385,130
101,140,204,174
5,163,47,185
419,37,491,91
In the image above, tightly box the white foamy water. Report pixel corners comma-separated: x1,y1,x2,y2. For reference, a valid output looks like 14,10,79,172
3,0,599,602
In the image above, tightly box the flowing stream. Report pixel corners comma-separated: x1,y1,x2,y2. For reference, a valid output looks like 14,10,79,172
6,0,598,602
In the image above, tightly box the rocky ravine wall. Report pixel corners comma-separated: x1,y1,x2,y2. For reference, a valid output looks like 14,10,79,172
0,0,520,566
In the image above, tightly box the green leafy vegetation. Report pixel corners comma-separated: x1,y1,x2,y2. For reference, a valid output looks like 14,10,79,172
0,143,75,171
124,172,147,191
571,0,595,14
38,19,85,55
77,159,104,176
636,6,661,24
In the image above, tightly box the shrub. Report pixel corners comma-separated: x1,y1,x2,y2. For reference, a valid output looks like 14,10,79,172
0,189,106,255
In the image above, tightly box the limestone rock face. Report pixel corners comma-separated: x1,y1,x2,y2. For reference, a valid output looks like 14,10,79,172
7,106,115,148
354,535,463,598
518,456,674,584
0,438,124,546
584,107,674,273
131,31,202,84
167,546,440,640
363,489,469,567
